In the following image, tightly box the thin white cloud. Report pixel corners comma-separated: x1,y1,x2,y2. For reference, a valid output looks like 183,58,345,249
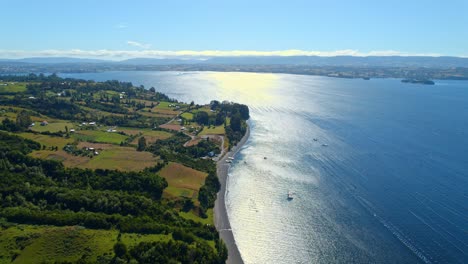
115,23,128,29
0,49,454,60
127,41,151,49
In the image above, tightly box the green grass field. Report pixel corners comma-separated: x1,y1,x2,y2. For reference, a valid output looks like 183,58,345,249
0,112,17,121
155,101,175,109
79,146,158,171
73,130,128,144
191,107,214,116
120,233,171,248
18,133,73,149
0,83,27,94
0,225,117,264
0,225,188,264
180,112,194,120
79,105,127,117
92,90,120,100
179,208,214,226
159,162,208,199
29,144,158,172
30,122,75,133
132,131,173,144
198,125,226,135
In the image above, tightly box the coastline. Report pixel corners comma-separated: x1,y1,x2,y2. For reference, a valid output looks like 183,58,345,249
214,123,250,264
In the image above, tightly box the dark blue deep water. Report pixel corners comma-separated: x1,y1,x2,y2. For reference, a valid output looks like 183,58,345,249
62,71,468,263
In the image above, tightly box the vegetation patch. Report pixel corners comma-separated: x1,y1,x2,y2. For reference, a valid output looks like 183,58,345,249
29,144,158,172
159,123,182,131
0,82,27,94
181,112,194,120
138,111,175,118
179,208,214,226
185,137,203,147
30,122,74,133
18,132,73,149
116,128,173,144
159,162,208,199
0,225,118,264
199,125,226,135
120,233,171,248
79,146,158,171
73,130,128,144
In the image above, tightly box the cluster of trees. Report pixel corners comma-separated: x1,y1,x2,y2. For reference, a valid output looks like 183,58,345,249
84,100,129,114
0,73,71,83
137,136,147,151
207,101,250,147
148,133,219,159
193,101,249,128
107,239,227,264
198,172,221,211
2,96,85,120
63,144,96,157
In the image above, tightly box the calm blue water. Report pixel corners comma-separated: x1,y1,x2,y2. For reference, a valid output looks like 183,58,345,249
61,71,468,263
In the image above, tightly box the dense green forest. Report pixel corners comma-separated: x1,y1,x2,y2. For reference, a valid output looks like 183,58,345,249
0,74,249,263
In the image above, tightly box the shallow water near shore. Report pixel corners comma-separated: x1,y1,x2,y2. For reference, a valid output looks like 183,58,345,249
62,71,468,264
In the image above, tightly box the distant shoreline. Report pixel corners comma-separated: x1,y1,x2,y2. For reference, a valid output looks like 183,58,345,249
214,123,250,264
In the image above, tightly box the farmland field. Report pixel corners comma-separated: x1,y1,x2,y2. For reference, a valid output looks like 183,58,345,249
18,133,73,149
78,146,158,171
0,225,117,264
191,107,214,116
30,122,75,133
150,108,179,115
159,124,182,131
0,225,182,264
131,131,173,144
0,83,27,94
72,130,128,144
198,125,225,135
29,144,158,172
159,162,208,199
180,112,194,120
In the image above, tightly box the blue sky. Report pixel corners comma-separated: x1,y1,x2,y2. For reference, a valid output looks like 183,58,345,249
1,0,467,59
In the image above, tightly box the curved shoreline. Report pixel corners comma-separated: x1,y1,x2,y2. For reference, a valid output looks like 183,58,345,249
214,124,250,264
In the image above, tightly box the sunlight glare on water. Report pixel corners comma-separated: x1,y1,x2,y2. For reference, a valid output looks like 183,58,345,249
61,71,468,264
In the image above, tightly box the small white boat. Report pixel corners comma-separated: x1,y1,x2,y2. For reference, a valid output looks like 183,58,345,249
322,144,328,147
228,157,235,160
226,160,232,163
287,191,294,200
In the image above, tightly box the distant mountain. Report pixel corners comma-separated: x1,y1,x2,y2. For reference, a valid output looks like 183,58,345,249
203,56,468,68
1,56,468,68
118,56,468,68
119,58,205,65
0,57,111,64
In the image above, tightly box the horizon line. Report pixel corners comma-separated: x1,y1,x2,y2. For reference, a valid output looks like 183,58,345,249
1,49,467,60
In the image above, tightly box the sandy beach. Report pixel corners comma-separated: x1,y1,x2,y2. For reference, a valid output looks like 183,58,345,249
214,124,250,264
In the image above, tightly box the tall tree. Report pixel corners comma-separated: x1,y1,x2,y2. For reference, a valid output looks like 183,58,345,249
16,110,32,130
230,114,242,132
137,136,147,151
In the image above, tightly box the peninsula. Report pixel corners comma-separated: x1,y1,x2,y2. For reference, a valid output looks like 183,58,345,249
0,74,249,263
